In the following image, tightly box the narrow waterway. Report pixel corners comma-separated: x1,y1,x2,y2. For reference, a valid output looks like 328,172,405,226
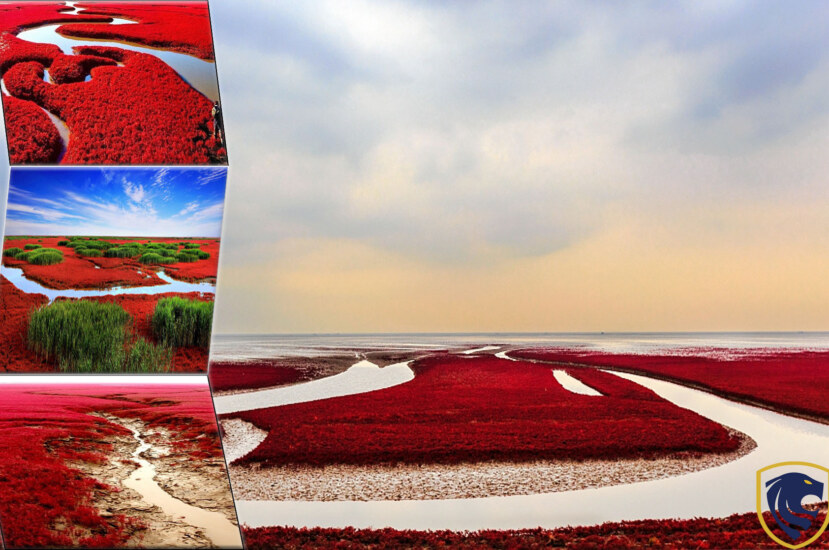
17,17,219,100
461,345,501,355
214,359,414,415
1,265,215,302
552,369,602,396
233,367,829,530
112,417,243,548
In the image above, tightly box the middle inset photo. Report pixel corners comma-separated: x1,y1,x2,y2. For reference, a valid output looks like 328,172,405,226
0,166,227,373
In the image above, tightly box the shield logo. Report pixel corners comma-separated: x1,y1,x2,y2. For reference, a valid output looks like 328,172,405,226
757,461,829,549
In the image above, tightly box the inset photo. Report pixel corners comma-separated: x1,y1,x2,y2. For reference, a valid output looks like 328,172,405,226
0,375,243,549
0,166,226,373
0,1,226,165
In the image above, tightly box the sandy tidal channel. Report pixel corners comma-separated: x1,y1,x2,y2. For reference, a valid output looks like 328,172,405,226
116,418,242,548
82,414,243,548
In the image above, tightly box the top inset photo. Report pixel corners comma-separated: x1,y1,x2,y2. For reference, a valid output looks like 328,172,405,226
0,1,226,165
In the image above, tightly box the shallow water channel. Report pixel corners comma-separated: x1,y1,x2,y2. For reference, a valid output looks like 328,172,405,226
2,265,215,303
214,359,414,415
17,10,219,101
109,416,242,548
233,360,829,530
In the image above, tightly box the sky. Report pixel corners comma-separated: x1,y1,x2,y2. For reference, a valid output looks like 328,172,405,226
4,167,227,237
4,1,829,333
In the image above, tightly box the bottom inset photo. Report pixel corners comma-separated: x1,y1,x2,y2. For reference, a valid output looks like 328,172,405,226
0,375,242,549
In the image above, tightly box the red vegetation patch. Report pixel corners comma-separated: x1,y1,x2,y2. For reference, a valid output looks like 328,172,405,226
48,52,117,84
230,355,740,466
0,3,109,71
209,361,311,393
209,355,358,392
512,348,829,422
2,95,62,163
64,1,215,61
5,47,218,164
0,383,223,548
0,3,107,38
0,2,222,164
0,275,49,372
166,239,220,282
241,508,829,550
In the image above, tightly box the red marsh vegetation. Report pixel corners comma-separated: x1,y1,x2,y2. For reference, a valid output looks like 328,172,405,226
512,348,829,422
209,356,360,393
3,95,63,163
0,383,223,548
0,1,224,164
65,2,216,61
241,507,829,550
230,355,740,466
209,361,310,393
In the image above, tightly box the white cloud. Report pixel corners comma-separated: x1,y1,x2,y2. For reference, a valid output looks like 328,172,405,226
177,201,200,216
123,180,147,205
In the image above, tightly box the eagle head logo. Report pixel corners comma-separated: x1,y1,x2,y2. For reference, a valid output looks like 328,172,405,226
757,462,829,549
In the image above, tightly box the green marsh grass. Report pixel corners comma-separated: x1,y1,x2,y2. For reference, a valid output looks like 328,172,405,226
152,297,214,348
105,247,141,258
28,301,172,373
16,237,213,266
139,252,165,265
176,252,199,263
3,247,22,258
125,338,174,372
27,249,64,265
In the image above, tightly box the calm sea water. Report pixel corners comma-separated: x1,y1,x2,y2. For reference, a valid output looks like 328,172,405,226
209,332,829,361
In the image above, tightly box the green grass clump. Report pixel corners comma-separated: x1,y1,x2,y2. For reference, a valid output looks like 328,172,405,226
24,248,64,265
124,338,174,372
3,247,22,258
139,252,165,265
28,301,171,373
77,240,112,250
176,252,199,263
152,297,214,348
105,246,141,258
23,237,214,266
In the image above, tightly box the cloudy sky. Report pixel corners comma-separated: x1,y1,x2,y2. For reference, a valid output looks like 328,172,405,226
4,1,829,333
5,167,227,237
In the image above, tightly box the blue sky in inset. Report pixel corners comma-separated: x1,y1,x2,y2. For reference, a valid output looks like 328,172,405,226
5,167,227,237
